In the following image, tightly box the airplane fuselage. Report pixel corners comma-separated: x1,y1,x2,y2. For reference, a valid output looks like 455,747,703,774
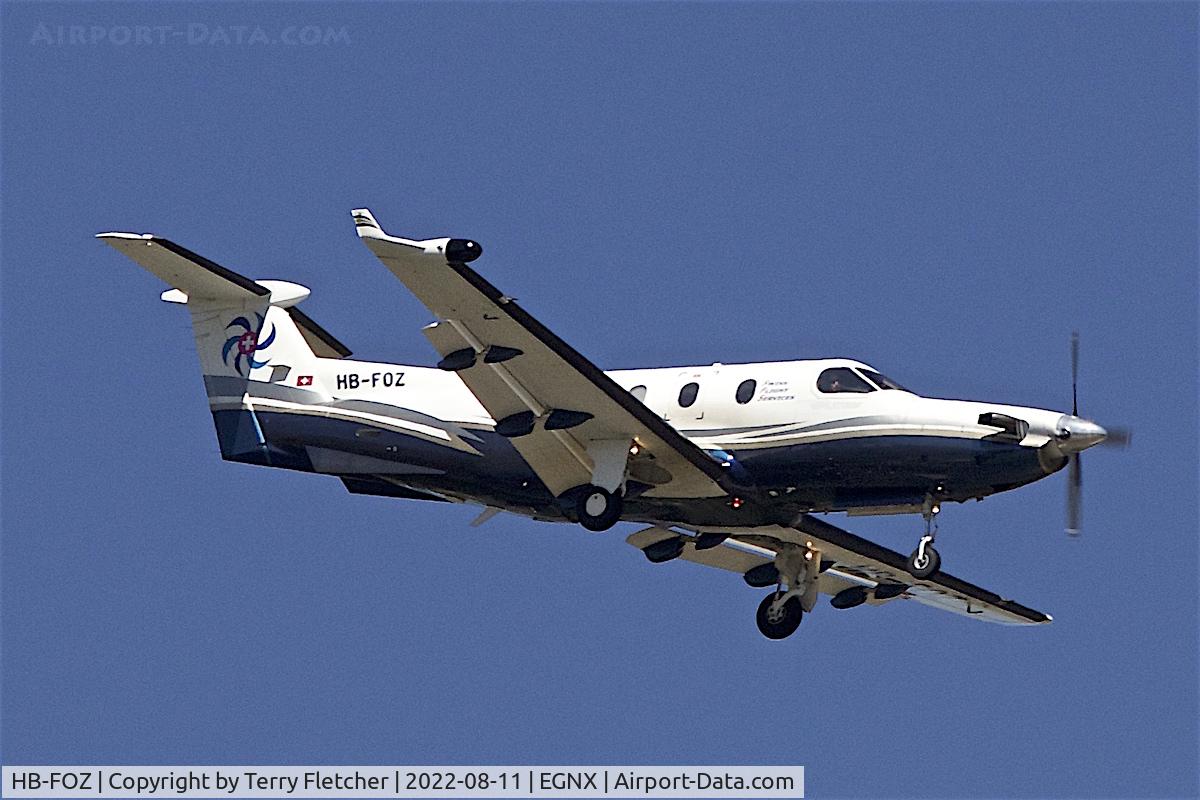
219,355,1074,528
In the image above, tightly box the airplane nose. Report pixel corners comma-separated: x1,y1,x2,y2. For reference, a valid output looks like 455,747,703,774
1055,415,1108,452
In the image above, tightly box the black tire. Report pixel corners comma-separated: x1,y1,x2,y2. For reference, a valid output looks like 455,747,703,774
755,592,803,640
907,544,941,579
576,484,623,532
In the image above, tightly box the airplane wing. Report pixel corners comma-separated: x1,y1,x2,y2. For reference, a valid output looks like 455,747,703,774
287,306,352,358
352,209,729,500
627,514,1052,625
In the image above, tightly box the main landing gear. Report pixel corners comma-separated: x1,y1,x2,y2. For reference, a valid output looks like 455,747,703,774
906,494,942,579
570,439,632,532
756,591,803,639
754,546,821,640
575,484,623,532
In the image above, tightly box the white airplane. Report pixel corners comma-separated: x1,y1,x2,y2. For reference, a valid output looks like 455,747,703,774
99,209,1127,640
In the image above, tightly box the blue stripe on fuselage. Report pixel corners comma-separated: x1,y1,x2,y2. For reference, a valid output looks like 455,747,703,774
213,403,1057,518
732,435,1056,509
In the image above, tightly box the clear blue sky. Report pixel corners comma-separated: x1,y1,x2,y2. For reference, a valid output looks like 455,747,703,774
2,3,1196,798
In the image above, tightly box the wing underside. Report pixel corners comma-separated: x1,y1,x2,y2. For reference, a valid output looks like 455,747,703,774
628,514,1051,626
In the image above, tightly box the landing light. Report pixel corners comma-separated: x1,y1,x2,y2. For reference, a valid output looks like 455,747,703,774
731,497,744,509
629,444,641,456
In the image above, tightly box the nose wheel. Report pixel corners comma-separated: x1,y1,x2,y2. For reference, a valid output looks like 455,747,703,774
907,494,942,579
907,537,941,578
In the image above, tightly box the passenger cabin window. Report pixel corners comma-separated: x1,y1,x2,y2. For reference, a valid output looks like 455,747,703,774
735,379,757,404
817,367,874,394
678,382,699,408
630,385,648,402
859,369,909,392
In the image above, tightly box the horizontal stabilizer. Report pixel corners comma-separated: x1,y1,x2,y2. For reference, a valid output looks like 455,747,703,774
100,231,352,359
98,233,268,302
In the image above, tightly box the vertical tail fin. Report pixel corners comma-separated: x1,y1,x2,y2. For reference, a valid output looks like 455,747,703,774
99,232,351,462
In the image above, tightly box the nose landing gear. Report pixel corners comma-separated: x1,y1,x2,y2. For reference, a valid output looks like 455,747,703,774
907,494,942,579
907,536,941,579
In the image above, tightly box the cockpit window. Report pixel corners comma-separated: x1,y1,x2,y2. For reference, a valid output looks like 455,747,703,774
817,367,875,394
859,369,909,392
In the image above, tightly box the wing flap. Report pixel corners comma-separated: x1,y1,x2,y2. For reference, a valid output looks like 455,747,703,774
628,517,1051,626
627,527,774,574
789,514,1051,624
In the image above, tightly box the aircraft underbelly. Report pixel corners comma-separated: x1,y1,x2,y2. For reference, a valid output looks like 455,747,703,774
732,435,1050,509
218,406,561,512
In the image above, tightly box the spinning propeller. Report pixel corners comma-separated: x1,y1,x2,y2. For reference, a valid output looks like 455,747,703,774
1061,332,1131,536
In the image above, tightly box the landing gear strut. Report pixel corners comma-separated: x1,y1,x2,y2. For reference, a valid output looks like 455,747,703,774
575,484,623,531
754,546,820,640
907,495,942,579
571,439,632,532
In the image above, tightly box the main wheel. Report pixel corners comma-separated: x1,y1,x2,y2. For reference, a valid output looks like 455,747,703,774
907,544,941,579
755,592,803,640
575,484,623,532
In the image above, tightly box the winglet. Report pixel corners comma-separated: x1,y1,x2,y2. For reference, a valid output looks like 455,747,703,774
351,208,383,237
350,207,421,247
350,207,451,266
350,208,480,267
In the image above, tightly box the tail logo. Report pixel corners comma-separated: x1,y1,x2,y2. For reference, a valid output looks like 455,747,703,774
222,314,275,376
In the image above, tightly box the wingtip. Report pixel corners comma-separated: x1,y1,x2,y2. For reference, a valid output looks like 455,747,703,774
96,231,153,241
351,208,382,237
350,209,432,254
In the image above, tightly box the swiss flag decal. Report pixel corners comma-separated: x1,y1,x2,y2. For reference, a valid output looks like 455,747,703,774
297,375,314,387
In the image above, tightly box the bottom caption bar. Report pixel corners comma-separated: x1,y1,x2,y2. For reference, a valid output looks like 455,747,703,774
2,767,804,799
